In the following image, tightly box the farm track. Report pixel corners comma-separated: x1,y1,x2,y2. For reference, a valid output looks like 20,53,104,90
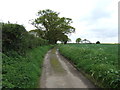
40,48,96,88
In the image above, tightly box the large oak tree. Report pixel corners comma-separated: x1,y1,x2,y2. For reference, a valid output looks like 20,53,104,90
31,9,75,44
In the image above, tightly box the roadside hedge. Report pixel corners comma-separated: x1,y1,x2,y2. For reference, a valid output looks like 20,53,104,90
2,23,48,55
2,22,52,88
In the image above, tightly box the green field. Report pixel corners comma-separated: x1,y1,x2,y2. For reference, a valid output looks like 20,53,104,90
59,44,119,88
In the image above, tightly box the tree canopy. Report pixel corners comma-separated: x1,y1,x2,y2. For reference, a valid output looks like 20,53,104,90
29,29,45,38
31,9,75,44
96,41,100,44
81,39,91,43
76,38,81,43
60,34,71,44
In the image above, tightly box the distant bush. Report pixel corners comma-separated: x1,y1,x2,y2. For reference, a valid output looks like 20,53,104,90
96,41,100,44
2,23,48,55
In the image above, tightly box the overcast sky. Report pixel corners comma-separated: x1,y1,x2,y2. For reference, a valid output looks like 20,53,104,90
0,0,119,43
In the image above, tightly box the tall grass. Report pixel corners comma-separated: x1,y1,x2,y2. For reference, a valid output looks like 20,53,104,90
2,45,53,88
59,44,119,88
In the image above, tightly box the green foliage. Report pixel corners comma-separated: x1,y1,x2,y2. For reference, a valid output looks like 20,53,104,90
59,44,119,88
96,41,100,44
2,45,53,88
60,34,70,44
2,23,27,54
29,29,45,38
2,22,52,88
2,23,48,55
81,39,91,43
76,38,81,43
31,9,75,44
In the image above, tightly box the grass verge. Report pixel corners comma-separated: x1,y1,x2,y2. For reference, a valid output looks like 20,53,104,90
2,45,53,88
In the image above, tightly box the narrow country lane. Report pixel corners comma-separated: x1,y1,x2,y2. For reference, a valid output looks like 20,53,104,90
40,48,96,88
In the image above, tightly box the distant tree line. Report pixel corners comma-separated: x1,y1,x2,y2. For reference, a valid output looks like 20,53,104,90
76,38,100,44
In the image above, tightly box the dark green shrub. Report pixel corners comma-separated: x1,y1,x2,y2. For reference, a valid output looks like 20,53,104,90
2,23,48,55
96,41,100,44
2,23,28,54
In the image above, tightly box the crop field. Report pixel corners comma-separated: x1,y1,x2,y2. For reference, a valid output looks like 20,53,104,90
59,44,119,88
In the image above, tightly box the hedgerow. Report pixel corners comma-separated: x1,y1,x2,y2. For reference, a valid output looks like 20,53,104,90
2,23,48,55
2,22,52,88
